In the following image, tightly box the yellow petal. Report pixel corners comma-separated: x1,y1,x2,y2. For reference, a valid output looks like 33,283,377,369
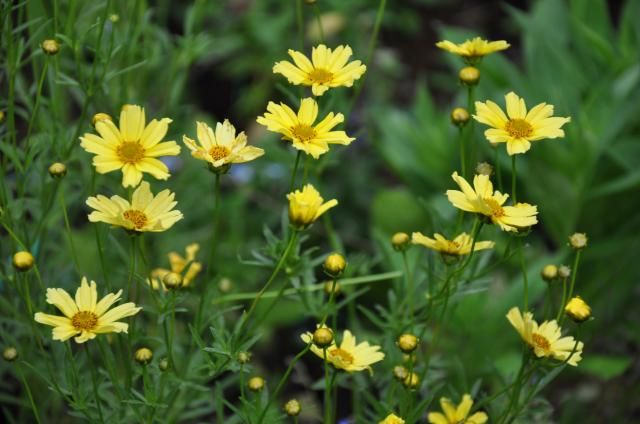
120,105,146,142
141,118,172,148
505,92,527,119
74,277,98,312
45,288,79,317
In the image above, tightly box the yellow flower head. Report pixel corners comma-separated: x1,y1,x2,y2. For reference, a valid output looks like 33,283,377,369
380,413,405,424
506,307,584,366
446,172,538,232
564,296,591,323
182,120,264,170
287,184,338,228
148,243,202,291
34,277,141,343
473,92,571,156
87,181,183,233
411,232,494,256
256,97,355,159
80,104,181,187
273,44,366,96
301,327,384,374
427,394,487,424
436,37,509,62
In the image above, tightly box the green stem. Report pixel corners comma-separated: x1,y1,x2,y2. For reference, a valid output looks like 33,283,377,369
323,349,331,424
302,154,311,184
289,150,302,192
60,188,81,273
93,225,111,290
566,250,582,302
85,345,105,423
313,4,324,42
320,278,338,326
500,350,529,424
495,147,503,192
22,60,49,169
519,239,529,311
401,250,414,318
17,362,41,424
458,126,467,179
295,0,304,51
511,155,517,202
466,85,476,171
557,277,568,322
207,173,222,278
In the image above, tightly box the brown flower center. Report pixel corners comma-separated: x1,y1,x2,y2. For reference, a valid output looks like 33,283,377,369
71,311,98,331
123,209,148,229
329,348,354,365
444,240,461,254
209,145,230,161
291,124,317,142
531,333,550,352
505,119,533,139
484,197,505,218
116,141,145,164
308,68,334,84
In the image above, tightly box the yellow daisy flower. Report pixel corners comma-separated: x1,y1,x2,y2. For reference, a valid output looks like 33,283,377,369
256,97,354,159
301,328,384,374
473,92,571,155
273,44,366,96
446,172,538,232
427,394,488,424
411,232,494,256
287,184,338,229
436,37,509,62
80,104,181,187
379,413,405,424
182,120,264,170
507,307,584,366
86,181,183,233
148,243,203,291
34,277,141,343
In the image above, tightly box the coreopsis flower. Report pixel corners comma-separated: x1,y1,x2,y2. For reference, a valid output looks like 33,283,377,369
301,327,384,374
182,120,264,171
427,394,487,424
273,44,366,96
147,243,202,291
411,232,494,256
34,277,141,343
86,181,183,233
380,413,405,424
287,184,338,228
446,172,538,232
565,297,591,323
506,307,584,366
80,104,180,187
256,97,354,159
436,37,509,63
473,92,571,156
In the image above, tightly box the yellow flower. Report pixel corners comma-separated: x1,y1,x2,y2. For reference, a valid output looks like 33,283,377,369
273,44,366,96
436,37,509,62
411,232,494,256
34,277,141,343
301,328,384,374
86,181,183,232
446,172,538,232
147,243,202,291
256,97,354,159
182,120,264,170
473,92,571,156
287,184,338,228
80,104,180,187
380,413,405,424
506,307,584,366
564,296,591,323
427,394,487,424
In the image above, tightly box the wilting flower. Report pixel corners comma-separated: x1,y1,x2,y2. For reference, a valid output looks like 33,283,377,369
34,278,141,343
446,172,537,232
287,184,338,228
273,44,366,96
147,243,202,291
80,104,180,187
380,413,405,424
87,181,183,232
256,97,354,159
301,327,384,374
473,92,571,156
182,120,264,171
436,37,509,62
507,307,584,366
427,394,488,424
412,232,494,256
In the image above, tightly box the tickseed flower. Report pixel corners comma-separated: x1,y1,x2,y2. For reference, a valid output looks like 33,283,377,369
284,399,301,416
48,162,67,178
473,92,571,156
34,277,141,343
92,112,113,127
397,334,419,353
475,162,493,176
380,413,405,424
135,347,153,364
412,232,494,257
436,37,509,63
147,243,202,291
273,44,366,96
323,252,346,277
427,394,488,424
248,376,265,392
287,184,338,229
256,97,354,159
13,251,35,271
237,351,252,364
301,328,384,374
451,107,470,126
80,104,180,187
391,232,410,251
541,264,558,281
459,66,480,86
558,265,571,279
41,39,60,55
446,172,538,232
182,120,264,173
393,365,408,381
3,347,18,362
87,181,183,233
565,297,591,323
569,232,588,249
403,372,419,389
507,307,584,366
324,280,341,295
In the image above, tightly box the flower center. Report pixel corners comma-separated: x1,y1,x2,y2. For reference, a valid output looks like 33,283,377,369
116,141,145,164
531,333,551,352
505,119,533,139
484,197,505,218
209,145,230,161
291,124,317,142
123,209,149,229
71,311,98,331
329,348,354,365
308,68,333,84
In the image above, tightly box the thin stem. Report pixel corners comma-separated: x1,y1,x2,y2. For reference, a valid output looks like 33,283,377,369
302,155,311,185
289,151,302,192
22,60,49,165
458,126,467,179
519,239,529,311
466,85,476,170
556,277,568,322
511,155,517,202
17,363,41,424
313,4,324,42
567,250,582,302
60,188,81,273
323,348,331,424
495,147,503,192
401,251,414,318
295,0,304,51
320,278,338,326
93,225,111,290
207,173,222,278
85,345,105,423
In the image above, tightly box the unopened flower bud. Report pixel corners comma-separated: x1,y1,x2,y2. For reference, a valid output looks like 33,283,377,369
391,232,410,251
41,39,60,55
403,372,419,389
558,265,571,279
324,280,341,295
3,347,18,362
459,66,480,86
162,272,183,289
450,107,470,127
92,113,113,127
393,365,408,381
565,296,591,323
135,347,153,364
397,334,419,353
218,277,233,293
568,233,588,250
313,327,334,348
109,14,119,23
237,351,252,364
304,0,317,4
248,376,265,392
284,399,301,416
48,162,67,178
541,264,558,282
323,253,346,277
13,251,34,272
475,162,493,176
159,357,170,371
0,111,5,123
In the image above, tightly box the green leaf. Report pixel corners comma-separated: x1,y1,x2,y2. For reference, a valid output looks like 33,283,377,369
578,354,632,380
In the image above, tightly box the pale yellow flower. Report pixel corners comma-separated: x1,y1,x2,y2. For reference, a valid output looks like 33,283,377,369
474,92,571,155
86,181,183,232
379,413,405,424
34,277,141,343
80,105,180,187
182,120,264,169
427,394,487,424
507,307,584,366
436,37,509,62
446,172,538,232
256,97,354,159
148,243,202,291
411,232,494,256
287,184,337,228
273,44,366,96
